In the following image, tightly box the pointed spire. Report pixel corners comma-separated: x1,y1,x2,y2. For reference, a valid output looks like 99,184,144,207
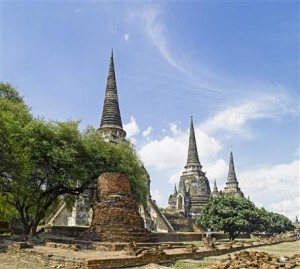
174,184,177,194
186,116,201,166
227,149,238,183
213,179,218,192
100,50,123,129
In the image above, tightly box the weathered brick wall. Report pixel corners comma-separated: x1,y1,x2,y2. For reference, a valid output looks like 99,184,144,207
157,232,202,242
82,173,157,242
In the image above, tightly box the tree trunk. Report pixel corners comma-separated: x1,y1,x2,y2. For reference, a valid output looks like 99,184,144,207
30,221,39,237
229,231,236,241
29,212,45,237
17,208,31,236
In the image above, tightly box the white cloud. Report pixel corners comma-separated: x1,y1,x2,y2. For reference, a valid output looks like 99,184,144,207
139,121,222,170
239,159,300,220
205,159,228,188
168,170,182,185
139,135,186,170
151,189,163,204
170,122,181,135
195,129,222,162
201,92,298,137
269,197,300,221
240,160,299,198
142,126,153,139
123,33,130,42
123,116,140,138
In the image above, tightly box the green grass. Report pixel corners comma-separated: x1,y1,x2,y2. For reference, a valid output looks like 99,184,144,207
246,240,300,256
173,259,209,268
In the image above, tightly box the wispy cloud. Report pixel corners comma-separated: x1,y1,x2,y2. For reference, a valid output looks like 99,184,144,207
239,159,300,218
142,126,153,139
126,6,187,74
201,91,298,137
125,5,235,96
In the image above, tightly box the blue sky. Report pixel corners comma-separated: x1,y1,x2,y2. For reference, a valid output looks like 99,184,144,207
1,1,299,220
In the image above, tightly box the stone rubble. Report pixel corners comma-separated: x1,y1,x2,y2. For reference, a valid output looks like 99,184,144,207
6,241,33,252
210,251,300,269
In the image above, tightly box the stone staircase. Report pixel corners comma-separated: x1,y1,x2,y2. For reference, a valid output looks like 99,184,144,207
163,212,194,232
147,199,174,232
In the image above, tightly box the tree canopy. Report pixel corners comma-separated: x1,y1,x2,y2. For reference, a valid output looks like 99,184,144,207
256,207,294,235
0,83,148,235
196,195,294,240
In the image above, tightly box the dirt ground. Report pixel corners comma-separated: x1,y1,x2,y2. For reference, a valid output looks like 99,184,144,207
0,252,51,269
0,240,299,269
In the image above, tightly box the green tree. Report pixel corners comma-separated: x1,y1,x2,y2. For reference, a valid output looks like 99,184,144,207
0,193,18,221
257,208,294,235
0,83,148,236
0,83,32,183
196,195,258,240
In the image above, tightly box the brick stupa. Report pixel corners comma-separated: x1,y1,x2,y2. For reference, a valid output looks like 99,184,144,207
84,172,157,242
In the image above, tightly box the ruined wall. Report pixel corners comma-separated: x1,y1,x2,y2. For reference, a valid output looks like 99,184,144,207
83,173,157,242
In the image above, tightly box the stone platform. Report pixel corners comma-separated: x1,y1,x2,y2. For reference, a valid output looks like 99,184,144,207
1,233,299,268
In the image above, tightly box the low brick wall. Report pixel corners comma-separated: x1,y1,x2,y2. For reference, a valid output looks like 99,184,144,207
157,232,202,242
49,226,88,237
5,236,298,269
